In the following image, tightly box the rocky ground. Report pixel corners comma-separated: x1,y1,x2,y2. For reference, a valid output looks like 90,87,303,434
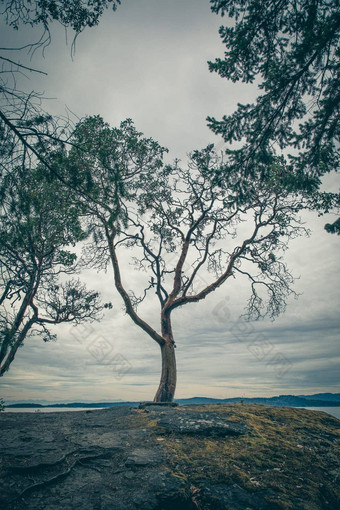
0,403,339,509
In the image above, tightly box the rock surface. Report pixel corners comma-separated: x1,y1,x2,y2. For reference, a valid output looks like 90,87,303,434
139,402,178,409
0,406,188,510
154,409,248,436
0,404,339,509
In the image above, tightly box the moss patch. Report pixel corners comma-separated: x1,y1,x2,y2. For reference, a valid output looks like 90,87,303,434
152,404,340,510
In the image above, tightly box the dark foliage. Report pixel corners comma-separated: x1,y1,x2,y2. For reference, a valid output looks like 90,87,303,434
208,0,339,185
2,0,121,33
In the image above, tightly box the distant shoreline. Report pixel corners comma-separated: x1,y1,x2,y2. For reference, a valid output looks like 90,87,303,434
5,393,340,409
4,405,340,420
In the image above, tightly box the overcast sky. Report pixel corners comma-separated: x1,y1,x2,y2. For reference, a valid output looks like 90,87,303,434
1,0,339,404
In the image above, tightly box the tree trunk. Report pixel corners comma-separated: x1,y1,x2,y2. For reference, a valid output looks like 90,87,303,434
0,316,36,376
153,340,177,402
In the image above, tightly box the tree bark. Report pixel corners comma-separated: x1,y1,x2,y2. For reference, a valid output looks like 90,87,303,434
153,341,177,402
153,311,177,402
0,316,36,376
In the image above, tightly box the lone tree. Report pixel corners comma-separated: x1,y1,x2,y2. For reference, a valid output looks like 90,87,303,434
0,164,108,376
56,115,335,402
208,0,340,232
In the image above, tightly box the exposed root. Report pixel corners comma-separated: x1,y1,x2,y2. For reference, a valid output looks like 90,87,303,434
9,447,118,504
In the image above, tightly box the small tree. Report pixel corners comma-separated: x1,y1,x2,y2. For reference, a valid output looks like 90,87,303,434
63,116,331,402
0,165,108,376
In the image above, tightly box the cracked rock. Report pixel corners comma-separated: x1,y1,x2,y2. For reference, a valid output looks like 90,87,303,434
155,410,248,437
125,448,164,467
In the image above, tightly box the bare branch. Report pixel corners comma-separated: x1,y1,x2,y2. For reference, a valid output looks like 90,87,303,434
104,223,165,347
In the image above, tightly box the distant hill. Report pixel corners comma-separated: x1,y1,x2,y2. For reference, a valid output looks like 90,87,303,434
176,395,340,407
300,393,340,402
6,403,44,408
5,393,340,409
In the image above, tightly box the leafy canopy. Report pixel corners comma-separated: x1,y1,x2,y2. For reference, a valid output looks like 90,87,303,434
2,0,121,32
208,0,340,182
0,164,107,375
0,0,122,183
63,117,323,322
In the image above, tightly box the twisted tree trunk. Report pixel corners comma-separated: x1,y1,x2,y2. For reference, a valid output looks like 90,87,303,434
106,225,177,402
153,311,177,402
153,341,177,402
